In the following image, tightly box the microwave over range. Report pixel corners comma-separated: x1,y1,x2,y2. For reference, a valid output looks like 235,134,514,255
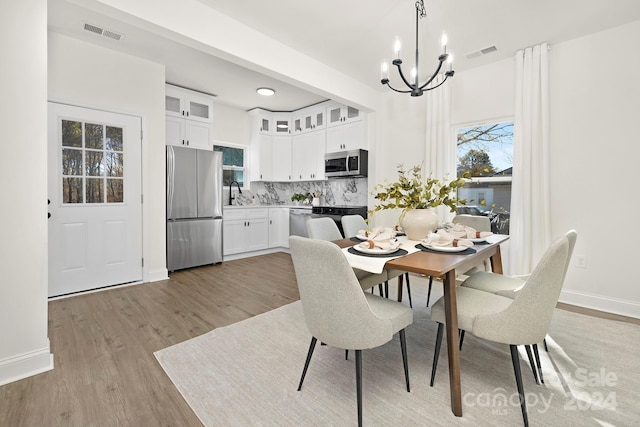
324,149,368,178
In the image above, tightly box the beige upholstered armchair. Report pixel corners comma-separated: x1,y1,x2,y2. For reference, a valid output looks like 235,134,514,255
429,230,575,427
289,236,413,427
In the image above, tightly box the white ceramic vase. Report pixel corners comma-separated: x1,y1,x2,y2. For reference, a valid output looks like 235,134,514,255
401,208,439,240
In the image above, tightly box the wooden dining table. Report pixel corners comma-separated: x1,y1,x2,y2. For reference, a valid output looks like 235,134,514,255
335,234,510,417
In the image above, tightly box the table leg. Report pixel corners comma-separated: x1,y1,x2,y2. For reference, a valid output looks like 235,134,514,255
396,273,404,302
490,246,504,274
443,270,462,416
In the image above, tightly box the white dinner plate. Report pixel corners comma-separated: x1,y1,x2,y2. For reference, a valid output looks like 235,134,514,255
353,244,400,255
469,237,486,243
423,244,470,253
355,234,368,240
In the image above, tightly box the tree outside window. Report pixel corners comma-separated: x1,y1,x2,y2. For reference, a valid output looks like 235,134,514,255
456,121,513,234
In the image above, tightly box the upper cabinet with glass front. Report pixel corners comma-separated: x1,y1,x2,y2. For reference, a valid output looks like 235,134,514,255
272,113,292,135
327,102,361,127
165,84,214,124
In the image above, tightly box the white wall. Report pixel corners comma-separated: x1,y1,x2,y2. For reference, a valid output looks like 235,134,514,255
548,21,640,316
375,21,640,318
0,0,53,386
48,32,168,283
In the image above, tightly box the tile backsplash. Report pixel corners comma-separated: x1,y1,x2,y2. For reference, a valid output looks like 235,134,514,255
225,178,368,206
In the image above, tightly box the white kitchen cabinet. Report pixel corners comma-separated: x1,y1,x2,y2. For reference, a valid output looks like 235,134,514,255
249,109,272,135
326,120,365,152
272,113,292,135
166,84,214,124
223,208,269,256
271,136,293,181
269,207,290,248
327,103,361,127
249,133,273,181
165,84,214,150
293,130,326,180
166,115,212,149
302,106,326,132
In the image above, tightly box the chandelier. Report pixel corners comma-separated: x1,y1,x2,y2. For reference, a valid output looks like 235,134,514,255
380,0,454,96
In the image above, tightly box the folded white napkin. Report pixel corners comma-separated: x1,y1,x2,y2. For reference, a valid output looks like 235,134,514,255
446,223,493,239
357,227,399,250
422,229,474,248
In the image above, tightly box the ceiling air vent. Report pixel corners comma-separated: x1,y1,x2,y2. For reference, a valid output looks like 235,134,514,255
465,45,497,60
83,23,124,41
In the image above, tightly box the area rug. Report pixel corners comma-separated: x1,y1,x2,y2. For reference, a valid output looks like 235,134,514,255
155,283,640,426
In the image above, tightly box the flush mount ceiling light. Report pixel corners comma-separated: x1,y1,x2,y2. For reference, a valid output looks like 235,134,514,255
256,87,275,96
380,0,454,96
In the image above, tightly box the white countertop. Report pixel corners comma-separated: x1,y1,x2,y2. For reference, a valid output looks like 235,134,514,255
224,204,311,210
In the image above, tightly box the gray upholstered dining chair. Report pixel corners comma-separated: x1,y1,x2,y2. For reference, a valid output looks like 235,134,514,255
289,236,413,427
461,229,577,357
341,214,413,307
424,213,494,307
429,231,573,427
306,217,387,292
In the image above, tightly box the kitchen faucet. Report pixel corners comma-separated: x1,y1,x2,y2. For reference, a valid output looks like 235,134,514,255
229,181,242,205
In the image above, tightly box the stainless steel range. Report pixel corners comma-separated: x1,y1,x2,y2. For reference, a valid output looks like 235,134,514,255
311,205,368,236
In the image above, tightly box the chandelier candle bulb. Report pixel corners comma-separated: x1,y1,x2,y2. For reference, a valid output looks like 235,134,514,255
381,61,389,80
394,37,401,59
441,33,448,54
448,54,454,72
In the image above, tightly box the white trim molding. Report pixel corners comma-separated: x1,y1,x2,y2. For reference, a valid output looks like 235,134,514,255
0,340,54,386
560,290,640,320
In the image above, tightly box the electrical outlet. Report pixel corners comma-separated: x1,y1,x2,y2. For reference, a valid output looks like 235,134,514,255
575,255,587,269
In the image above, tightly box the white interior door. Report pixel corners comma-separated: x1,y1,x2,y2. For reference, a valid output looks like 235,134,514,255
48,102,142,297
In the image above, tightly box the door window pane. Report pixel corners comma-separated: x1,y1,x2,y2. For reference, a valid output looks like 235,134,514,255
106,179,124,203
85,123,104,149
106,126,123,151
62,120,82,147
105,152,124,177
86,178,104,203
85,151,104,176
62,148,83,175
63,178,83,203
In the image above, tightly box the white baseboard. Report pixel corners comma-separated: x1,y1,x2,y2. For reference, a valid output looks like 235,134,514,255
223,247,288,262
0,340,54,387
559,289,640,319
145,268,169,283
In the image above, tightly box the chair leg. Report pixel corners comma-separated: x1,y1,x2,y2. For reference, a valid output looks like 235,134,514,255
404,273,413,308
345,349,349,360
525,345,540,385
378,283,383,296
298,337,317,391
384,281,389,298
426,276,434,307
533,344,544,384
399,329,410,392
458,329,465,350
355,349,363,427
510,345,529,427
430,322,444,386
543,338,548,352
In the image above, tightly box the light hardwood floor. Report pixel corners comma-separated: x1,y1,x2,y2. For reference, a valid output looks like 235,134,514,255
1,252,299,427
1,252,637,426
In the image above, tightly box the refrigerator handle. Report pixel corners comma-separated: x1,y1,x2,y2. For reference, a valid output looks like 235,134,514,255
167,146,175,219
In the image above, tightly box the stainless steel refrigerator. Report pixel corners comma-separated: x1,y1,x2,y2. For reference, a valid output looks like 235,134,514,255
166,146,223,271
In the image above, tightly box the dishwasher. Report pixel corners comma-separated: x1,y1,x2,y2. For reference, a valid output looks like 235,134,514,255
289,207,313,237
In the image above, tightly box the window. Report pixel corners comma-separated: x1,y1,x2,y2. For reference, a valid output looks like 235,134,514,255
455,120,513,234
214,143,245,187
61,119,124,204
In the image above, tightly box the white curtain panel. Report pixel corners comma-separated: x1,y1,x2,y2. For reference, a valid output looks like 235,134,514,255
508,43,551,275
425,75,456,223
